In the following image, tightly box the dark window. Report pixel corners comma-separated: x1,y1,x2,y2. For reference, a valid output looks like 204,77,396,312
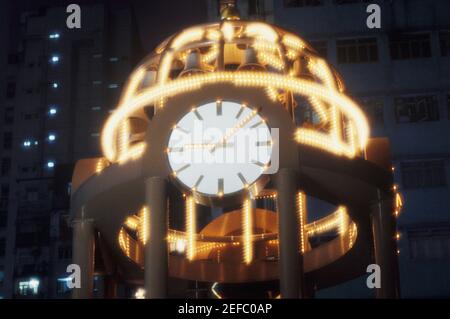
409,226,450,260
337,38,378,63
0,211,7,228
4,107,14,124
248,0,264,16
440,32,450,57
390,33,432,60
3,132,12,149
6,82,16,99
1,158,11,176
310,40,328,58
447,94,450,119
0,265,4,286
284,0,323,7
401,160,446,189
58,246,72,260
394,95,439,123
8,53,19,64
0,238,5,256
334,0,370,4
359,97,384,126
1,185,9,202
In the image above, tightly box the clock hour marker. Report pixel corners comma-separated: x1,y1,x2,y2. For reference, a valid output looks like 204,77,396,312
174,125,189,134
175,164,190,175
167,147,184,152
251,160,265,167
193,108,203,120
193,175,204,189
218,178,224,196
256,141,272,147
235,105,245,119
250,120,263,128
237,172,248,187
216,100,222,116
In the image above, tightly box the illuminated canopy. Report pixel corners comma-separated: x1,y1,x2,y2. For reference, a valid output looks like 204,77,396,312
101,20,370,164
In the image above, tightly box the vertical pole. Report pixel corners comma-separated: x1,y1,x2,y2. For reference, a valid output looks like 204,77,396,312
103,275,117,298
71,213,95,299
144,176,168,298
275,168,304,298
371,189,400,298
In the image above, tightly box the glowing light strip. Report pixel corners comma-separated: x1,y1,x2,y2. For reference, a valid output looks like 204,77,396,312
125,215,139,230
242,198,254,264
139,206,149,245
211,282,223,299
117,119,130,161
245,22,279,43
296,191,307,253
186,196,196,260
95,158,108,174
101,71,369,162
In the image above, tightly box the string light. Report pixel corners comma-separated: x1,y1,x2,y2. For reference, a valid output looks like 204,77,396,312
242,198,254,264
296,191,307,253
100,21,369,163
186,195,196,260
101,71,369,162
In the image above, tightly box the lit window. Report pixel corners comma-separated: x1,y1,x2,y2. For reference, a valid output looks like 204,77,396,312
108,84,119,89
48,134,56,142
50,55,60,63
91,106,101,111
18,278,40,296
57,277,73,294
49,106,58,116
92,80,102,85
47,161,55,169
109,57,119,62
49,33,60,39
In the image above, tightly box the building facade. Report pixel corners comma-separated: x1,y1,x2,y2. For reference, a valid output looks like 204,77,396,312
0,2,139,298
207,0,450,298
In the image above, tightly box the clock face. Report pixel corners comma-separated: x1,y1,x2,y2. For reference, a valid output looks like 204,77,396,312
167,100,273,197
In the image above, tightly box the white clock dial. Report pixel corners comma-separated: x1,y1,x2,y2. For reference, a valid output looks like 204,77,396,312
167,101,273,197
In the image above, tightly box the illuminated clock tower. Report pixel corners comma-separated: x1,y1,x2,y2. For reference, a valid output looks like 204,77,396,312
70,4,401,299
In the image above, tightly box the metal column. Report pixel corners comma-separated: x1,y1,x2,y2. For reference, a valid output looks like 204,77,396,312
71,216,95,299
275,168,304,298
144,176,168,298
371,190,400,298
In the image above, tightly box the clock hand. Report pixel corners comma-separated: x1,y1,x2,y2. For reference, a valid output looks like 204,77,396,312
209,107,260,153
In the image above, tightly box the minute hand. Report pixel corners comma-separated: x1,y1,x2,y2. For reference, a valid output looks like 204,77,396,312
209,109,259,153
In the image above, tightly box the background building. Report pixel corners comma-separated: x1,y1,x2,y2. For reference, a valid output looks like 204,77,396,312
0,0,209,299
207,0,450,298
0,1,142,298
